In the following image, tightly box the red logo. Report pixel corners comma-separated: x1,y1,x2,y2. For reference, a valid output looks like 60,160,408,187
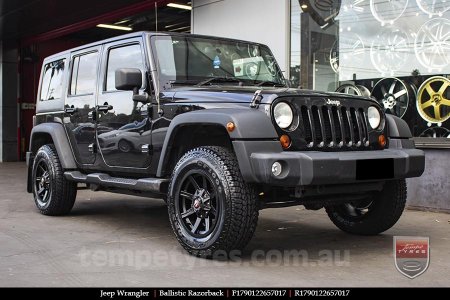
394,236,430,279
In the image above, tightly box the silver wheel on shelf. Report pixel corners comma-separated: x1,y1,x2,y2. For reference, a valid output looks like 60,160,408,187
416,0,450,17
415,18,450,72
370,26,410,76
370,0,408,26
336,84,371,98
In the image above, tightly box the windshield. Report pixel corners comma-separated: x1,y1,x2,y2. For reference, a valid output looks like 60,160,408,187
152,35,285,88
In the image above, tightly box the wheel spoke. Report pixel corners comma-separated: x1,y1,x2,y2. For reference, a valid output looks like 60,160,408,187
35,177,42,182
425,85,435,96
37,187,45,195
38,164,46,173
394,89,407,99
191,217,201,233
209,205,217,216
188,176,200,190
438,81,449,94
389,82,396,94
345,204,359,217
180,190,194,200
422,99,433,109
181,208,195,219
434,106,441,119
204,217,210,232
442,99,450,106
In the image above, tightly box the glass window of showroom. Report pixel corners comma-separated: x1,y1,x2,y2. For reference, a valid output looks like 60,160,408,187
290,0,450,145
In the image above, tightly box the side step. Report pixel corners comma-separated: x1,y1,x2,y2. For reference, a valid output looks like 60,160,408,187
64,171,169,194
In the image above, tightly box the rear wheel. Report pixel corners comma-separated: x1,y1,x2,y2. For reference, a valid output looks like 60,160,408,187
325,180,406,235
32,145,77,215
167,146,259,258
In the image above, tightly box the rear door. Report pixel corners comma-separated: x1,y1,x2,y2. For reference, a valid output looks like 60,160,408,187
64,47,100,165
96,38,152,169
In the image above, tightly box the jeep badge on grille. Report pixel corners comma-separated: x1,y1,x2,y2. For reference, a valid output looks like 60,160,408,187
326,99,341,106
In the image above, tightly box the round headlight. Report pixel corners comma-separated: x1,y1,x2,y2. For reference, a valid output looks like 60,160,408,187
368,106,381,129
274,102,293,129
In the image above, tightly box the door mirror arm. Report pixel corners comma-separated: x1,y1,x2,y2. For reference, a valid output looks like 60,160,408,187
132,87,150,104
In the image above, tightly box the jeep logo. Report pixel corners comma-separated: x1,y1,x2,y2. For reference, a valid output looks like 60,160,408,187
326,99,341,106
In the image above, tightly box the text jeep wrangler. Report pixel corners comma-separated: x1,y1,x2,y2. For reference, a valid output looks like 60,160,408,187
27,32,425,257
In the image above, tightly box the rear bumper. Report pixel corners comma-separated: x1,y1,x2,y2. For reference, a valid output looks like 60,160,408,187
233,139,425,186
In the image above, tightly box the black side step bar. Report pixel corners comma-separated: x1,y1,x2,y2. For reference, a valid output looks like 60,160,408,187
64,171,168,194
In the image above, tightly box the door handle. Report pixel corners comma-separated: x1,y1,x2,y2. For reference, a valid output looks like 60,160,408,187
97,103,113,112
65,106,77,114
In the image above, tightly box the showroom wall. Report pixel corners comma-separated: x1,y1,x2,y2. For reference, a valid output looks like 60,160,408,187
0,41,18,162
191,0,290,74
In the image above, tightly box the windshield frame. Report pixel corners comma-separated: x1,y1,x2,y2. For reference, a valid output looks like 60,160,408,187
149,33,286,90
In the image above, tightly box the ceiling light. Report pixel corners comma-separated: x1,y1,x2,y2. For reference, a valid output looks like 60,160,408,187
167,3,192,10
97,24,132,31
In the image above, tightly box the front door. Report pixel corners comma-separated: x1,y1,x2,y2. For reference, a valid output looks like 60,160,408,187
96,39,152,169
64,47,100,165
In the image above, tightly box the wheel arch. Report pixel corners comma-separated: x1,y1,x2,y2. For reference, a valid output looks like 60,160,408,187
156,108,278,177
386,114,412,138
29,123,77,169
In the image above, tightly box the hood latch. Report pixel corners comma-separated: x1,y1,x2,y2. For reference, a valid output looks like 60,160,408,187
250,90,263,108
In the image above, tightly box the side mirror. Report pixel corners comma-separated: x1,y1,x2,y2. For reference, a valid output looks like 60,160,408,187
115,68,150,103
115,68,142,91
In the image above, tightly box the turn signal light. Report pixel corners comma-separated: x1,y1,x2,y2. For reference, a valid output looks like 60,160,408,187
280,135,291,149
226,122,236,132
378,134,386,148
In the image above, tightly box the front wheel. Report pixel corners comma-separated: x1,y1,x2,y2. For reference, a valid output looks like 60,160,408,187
167,146,259,258
325,180,407,235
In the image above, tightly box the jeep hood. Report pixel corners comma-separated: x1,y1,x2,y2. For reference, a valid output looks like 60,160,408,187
171,86,376,105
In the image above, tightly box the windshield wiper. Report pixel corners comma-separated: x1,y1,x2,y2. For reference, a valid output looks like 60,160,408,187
255,80,286,87
169,80,200,86
196,77,243,87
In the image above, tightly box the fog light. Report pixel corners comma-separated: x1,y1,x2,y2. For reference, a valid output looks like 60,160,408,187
271,162,283,177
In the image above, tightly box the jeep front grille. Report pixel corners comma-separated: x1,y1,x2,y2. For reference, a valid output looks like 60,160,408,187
300,105,369,149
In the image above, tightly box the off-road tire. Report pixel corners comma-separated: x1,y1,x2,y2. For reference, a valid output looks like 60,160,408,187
325,179,407,235
167,146,259,258
32,144,77,215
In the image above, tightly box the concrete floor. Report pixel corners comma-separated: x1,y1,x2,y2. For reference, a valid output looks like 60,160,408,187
0,162,449,287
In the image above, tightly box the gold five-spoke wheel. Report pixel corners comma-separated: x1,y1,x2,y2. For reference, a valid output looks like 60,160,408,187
417,76,450,124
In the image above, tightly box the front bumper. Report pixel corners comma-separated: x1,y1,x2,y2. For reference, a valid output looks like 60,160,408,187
233,139,425,186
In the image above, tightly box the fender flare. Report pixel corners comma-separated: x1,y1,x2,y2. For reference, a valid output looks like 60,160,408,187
29,123,77,169
156,108,278,177
386,114,412,138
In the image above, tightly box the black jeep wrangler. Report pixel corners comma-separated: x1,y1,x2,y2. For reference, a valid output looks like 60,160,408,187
27,32,425,257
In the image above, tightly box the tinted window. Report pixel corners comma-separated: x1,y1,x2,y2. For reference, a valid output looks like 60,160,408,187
70,52,98,95
40,59,65,101
106,44,144,91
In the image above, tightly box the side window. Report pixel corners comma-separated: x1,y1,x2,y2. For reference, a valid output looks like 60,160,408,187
40,59,65,101
105,44,144,91
70,51,98,95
